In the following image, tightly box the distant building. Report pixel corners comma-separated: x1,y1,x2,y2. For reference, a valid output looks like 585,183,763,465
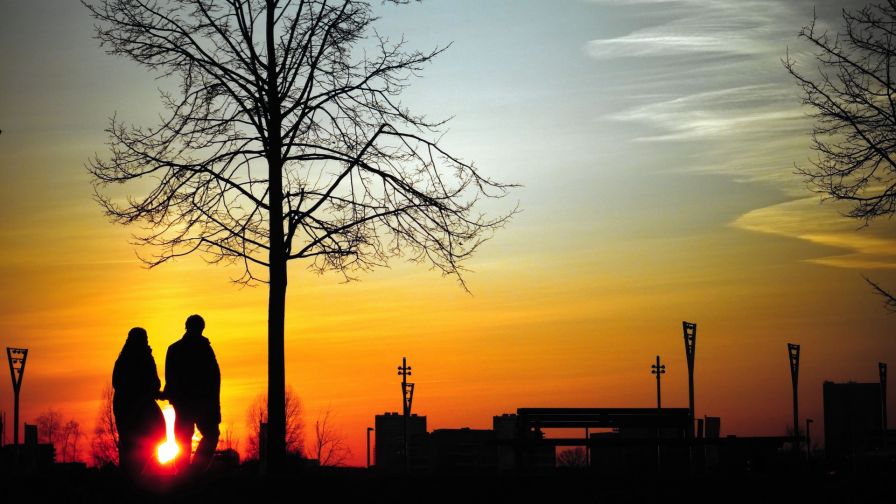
0,423,55,473
823,381,883,467
430,428,497,472
374,412,427,473
704,416,721,439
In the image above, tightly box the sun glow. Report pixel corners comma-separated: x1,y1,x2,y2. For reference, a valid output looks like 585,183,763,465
157,405,179,464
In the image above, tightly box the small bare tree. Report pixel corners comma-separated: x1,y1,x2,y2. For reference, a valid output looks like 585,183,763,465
556,447,588,468
60,420,84,463
84,0,514,470
36,409,63,447
221,424,240,453
90,383,119,467
311,407,350,467
36,410,84,463
246,386,304,459
784,2,896,308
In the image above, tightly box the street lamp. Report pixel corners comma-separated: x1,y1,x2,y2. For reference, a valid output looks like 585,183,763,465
651,355,666,472
6,347,28,446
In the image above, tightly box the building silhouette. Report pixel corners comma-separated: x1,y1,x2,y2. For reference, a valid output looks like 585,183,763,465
823,381,886,468
374,412,427,472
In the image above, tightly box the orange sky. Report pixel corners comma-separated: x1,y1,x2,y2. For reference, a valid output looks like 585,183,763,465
1,0,895,467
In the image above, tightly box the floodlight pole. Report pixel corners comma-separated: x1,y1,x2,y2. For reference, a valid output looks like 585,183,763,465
6,347,28,446
788,343,800,457
398,357,414,473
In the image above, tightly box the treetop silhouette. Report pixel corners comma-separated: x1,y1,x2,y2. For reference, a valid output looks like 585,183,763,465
84,0,514,470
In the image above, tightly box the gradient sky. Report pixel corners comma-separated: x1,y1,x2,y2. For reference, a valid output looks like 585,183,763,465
1,0,895,466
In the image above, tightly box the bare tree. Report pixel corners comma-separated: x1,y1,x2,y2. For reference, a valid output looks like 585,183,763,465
245,386,304,459
866,275,896,312
36,409,63,447
784,2,896,306
36,410,84,463
311,407,350,466
84,0,513,469
60,420,84,463
90,383,119,467
221,424,240,453
556,447,588,468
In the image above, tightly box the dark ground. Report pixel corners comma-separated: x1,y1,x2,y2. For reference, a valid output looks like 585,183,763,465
2,466,895,504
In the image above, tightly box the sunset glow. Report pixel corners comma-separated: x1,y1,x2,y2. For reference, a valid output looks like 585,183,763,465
0,0,894,470
157,405,179,465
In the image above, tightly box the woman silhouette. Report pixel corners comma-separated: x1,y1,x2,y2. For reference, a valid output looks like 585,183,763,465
112,327,166,477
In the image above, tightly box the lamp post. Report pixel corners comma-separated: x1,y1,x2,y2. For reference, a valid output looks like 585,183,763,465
366,427,374,468
787,343,800,457
651,355,666,472
6,348,28,446
682,322,697,435
398,357,414,473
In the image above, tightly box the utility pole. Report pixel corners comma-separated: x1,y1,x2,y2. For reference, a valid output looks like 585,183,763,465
881,362,888,448
651,355,666,473
6,347,27,446
366,427,374,468
397,357,414,473
788,343,800,457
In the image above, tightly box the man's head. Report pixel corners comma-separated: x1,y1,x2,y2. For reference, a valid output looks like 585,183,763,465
185,314,205,336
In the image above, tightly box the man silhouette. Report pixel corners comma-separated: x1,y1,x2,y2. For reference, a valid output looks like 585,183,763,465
163,314,221,475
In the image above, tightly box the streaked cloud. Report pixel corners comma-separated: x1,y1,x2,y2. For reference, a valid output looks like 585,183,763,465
585,0,795,59
733,197,896,270
609,84,806,142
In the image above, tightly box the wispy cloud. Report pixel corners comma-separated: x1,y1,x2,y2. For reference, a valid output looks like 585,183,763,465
733,197,896,270
609,84,806,142
585,0,795,59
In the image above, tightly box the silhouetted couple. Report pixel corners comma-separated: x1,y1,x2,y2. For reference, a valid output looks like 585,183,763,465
112,314,221,479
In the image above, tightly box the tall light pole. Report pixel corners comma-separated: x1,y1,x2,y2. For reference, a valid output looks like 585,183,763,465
366,427,374,468
6,347,27,446
651,355,666,472
880,362,888,448
788,343,800,457
398,357,414,473
682,322,697,434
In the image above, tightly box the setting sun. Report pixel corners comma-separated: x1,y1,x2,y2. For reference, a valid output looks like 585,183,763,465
157,405,179,464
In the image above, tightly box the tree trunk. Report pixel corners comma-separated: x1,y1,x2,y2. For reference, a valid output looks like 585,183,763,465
265,0,287,473
267,254,287,471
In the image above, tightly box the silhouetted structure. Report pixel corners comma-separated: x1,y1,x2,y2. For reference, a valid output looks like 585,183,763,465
787,343,800,455
682,322,697,430
806,418,814,459
366,427,374,468
823,381,884,468
6,347,27,446
881,362,888,447
397,357,415,473
651,355,666,470
430,428,497,472
514,408,691,473
0,423,54,473
374,412,427,473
